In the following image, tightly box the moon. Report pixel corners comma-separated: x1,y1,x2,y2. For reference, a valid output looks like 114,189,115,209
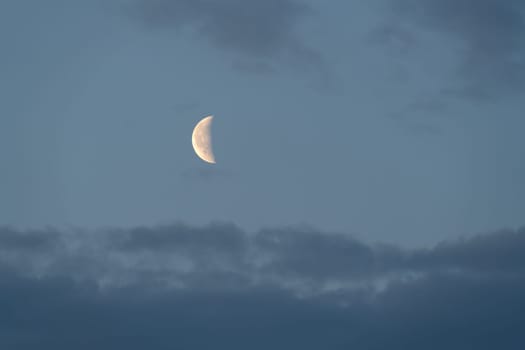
192,115,216,164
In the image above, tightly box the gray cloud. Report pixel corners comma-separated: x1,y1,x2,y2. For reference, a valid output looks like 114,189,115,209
134,0,309,55
409,228,525,273
131,1,314,62
0,227,61,252
1,224,525,348
384,0,525,99
127,0,337,88
2,224,525,288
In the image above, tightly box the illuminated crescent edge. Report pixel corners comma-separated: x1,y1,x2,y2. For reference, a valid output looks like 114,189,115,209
191,115,216,164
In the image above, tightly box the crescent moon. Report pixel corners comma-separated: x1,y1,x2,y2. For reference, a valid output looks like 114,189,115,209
191,115,216,164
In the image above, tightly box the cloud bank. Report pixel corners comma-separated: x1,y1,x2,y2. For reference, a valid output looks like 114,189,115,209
1,223,525,348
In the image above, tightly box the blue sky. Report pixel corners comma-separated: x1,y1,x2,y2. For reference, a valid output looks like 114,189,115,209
2,0,525,245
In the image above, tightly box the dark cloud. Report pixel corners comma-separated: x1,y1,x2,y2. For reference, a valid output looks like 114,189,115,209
133,0,309,55
2,224,525,285
130,1,311,61
0,227,61,252
254,227,393,280
386,0,525,99
1,224,525,348
127,0,337,88
409,228,525,273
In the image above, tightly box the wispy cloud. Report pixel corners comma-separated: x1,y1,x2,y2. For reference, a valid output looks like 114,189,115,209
382,0,525,100
126,0,338,89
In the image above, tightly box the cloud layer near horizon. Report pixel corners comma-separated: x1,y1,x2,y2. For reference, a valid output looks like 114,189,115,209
1,223,524,348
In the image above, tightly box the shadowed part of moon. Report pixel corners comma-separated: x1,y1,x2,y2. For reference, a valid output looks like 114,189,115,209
192,115,215,164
